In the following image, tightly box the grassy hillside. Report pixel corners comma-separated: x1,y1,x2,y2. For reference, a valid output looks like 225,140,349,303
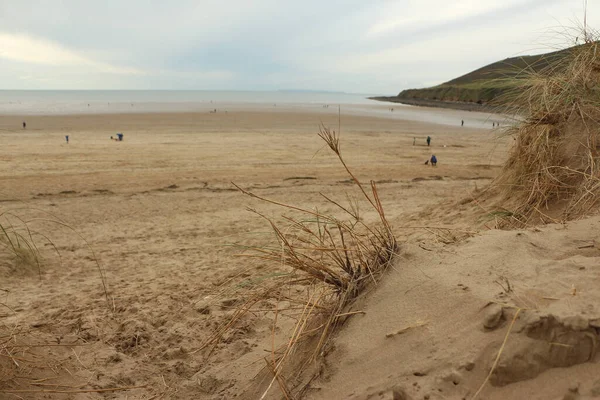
373,46,572,108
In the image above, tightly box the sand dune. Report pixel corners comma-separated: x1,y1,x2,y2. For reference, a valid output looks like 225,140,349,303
307,216,600,400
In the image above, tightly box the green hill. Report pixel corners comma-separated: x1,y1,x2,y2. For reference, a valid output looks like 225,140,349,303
371,46,573,110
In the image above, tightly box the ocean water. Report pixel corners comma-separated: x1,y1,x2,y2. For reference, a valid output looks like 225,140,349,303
0,90,377,115
0,90,502,128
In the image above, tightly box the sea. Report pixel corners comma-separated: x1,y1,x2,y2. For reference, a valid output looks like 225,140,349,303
0,90,376,115
0,90,499,127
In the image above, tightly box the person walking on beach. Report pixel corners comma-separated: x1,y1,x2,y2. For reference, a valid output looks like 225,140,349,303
430,154,437,166
22,121,26,129
426,136,431,146
461,120,464,127
65,135,69,144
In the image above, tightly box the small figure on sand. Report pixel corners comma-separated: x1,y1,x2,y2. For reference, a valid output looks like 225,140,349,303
461,120,464,127
430,154,437,166
426,136,431,147
413,137,416,146
65,135,69,144
22,121,26,129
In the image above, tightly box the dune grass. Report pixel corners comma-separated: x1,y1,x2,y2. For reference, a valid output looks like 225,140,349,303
0,208,112,395
0,211,44,275
0,209,108,300
198,125,398,398
477,26,600,226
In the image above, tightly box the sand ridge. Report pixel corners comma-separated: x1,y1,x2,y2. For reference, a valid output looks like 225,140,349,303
305,215,600,400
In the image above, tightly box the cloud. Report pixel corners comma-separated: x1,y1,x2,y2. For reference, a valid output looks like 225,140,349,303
0,32,143,75
365,0,527,38
0,31,236,89
0,0,596,92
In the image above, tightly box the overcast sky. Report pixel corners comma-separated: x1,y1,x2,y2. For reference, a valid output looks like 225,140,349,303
0,0,596,93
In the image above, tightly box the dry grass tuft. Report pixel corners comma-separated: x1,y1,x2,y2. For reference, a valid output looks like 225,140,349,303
486,30,600,225
1,208,114,395
199,125,398,398
0,209,109,301
0,211,43,275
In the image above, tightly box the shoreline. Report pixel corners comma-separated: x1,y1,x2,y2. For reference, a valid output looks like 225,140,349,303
0,103,501,131
0,90,376,116
370,96,498,113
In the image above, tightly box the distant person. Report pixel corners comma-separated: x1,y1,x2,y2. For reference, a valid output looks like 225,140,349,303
430,154,437,166
413,137,416,146
22,121,26,129
461,120,464,127
426,136,431,147
65,135,69,144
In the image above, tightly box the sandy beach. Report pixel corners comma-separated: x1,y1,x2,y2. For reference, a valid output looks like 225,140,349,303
0,107,503,397
2,107,598,400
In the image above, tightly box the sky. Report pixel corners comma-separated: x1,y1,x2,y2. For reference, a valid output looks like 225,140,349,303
0,0,597,94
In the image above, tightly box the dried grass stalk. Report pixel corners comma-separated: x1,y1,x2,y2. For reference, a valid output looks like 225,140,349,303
200,125,399,398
